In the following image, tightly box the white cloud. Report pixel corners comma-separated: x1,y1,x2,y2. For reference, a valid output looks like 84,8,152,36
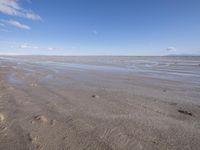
0,0,41,20
3,19,30,30
166,47,176,51
19,43,39,49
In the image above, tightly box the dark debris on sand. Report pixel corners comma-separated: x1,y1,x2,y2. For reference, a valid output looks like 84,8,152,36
178,109,193,116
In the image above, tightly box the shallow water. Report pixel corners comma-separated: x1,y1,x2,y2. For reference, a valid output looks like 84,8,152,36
1,56,200,84
5,74,24,85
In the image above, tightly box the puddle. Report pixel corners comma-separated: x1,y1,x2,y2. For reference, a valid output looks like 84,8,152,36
35,61,132,73
63,63,132,72
41,74,55,81
6,74,24,85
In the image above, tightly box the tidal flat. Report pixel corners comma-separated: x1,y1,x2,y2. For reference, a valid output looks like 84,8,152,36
0,56,200,150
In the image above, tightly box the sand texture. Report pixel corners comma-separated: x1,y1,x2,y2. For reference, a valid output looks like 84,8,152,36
0,56,200,150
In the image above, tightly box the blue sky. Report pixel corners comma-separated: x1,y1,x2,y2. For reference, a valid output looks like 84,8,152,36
0,0,200,55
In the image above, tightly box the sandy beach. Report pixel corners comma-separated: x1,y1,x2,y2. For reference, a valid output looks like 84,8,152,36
0,56,200,150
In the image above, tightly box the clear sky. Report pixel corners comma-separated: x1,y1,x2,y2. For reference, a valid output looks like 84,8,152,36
0,0,200,56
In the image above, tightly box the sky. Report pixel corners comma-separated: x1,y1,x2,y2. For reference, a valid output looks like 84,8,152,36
0,0,200,56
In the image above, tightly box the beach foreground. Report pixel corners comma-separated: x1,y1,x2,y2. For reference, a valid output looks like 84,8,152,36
0,56,200,150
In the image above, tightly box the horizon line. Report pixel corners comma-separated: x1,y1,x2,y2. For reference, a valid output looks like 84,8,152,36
0,54,200,57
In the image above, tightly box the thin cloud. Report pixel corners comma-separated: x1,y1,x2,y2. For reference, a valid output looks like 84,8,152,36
0,0,41,20
166,47,176,51
92,30,98,35
19,43,38,49
0,28,10,32
0,22,5,26
47,47,63,51
3,19,30,30
0,52,22,55
48,47,54,50
19,43,61,51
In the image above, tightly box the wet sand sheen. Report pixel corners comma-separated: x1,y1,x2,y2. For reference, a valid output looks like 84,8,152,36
0,56,200,150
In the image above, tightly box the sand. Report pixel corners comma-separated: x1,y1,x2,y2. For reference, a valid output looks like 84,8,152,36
0,56,200,150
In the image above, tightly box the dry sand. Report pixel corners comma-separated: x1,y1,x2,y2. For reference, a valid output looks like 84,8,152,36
0,56,200,150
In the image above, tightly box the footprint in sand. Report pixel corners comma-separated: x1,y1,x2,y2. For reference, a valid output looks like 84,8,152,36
28,133,38,143
30,83,38,87
0,113,7,131
162,89,167,92
28,133,42,149
36,144,43,149
32,115,48,124
50,119,56,126
0,113,5,122
92,95,100,99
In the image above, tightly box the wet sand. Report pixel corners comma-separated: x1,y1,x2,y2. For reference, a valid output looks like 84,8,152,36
0,56,200,150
